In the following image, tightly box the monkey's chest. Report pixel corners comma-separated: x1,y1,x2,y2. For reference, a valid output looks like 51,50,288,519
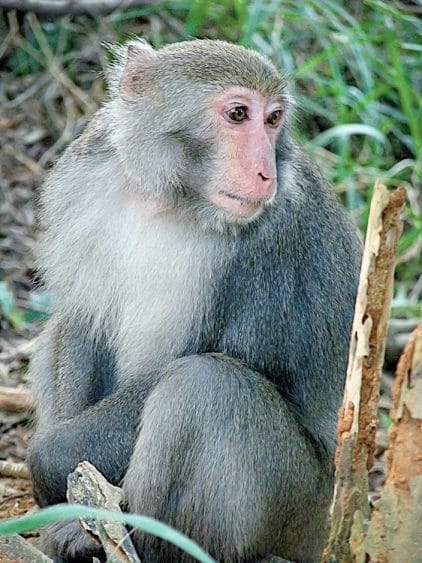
113,223,213,379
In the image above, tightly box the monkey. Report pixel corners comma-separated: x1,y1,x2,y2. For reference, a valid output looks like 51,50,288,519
27,39,362,563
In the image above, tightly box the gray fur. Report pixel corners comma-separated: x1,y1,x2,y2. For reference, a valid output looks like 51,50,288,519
125,354,333,562
28,39,362,563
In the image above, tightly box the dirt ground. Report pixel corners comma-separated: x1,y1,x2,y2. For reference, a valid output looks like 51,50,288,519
0,420,38,562
0,476,34,524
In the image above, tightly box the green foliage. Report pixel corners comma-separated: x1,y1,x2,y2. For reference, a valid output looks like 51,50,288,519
0,282,51,327
3,0,420,313
8,20,71,76
184,0,249,39
378,409,392,430
0,504,216,563
0,282,21,327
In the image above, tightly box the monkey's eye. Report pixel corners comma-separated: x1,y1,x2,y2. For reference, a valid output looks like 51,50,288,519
267,110,283,127
227,106,248,123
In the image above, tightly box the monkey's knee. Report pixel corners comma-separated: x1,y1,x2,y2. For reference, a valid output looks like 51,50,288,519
161,352,253,395
124,354,330,561
124,354,287,560
136,353,260,427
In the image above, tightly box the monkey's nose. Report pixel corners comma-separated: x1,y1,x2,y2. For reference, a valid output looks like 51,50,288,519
258,172,271,182
257,172,276,198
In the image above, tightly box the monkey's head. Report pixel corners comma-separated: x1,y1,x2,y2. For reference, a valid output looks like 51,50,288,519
108,40,291,226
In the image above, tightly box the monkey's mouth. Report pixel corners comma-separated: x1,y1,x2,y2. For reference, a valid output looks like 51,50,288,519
214,190,266,218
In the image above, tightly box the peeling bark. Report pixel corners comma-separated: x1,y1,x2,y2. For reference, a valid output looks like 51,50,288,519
323,182,406,562
351,325,422,563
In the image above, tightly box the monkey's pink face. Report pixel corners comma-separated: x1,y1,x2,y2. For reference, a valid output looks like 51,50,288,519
208,87,284,219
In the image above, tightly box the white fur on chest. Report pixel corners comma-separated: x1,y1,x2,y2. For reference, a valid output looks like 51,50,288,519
103,196,214,378
43,167,221,379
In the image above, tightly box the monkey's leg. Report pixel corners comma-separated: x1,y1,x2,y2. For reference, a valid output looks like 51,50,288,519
124,354,333,563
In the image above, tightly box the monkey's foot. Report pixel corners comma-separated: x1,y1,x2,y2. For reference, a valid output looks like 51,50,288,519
39,520,105,563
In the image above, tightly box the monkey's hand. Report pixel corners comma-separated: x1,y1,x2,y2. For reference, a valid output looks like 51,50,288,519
40,520,105,563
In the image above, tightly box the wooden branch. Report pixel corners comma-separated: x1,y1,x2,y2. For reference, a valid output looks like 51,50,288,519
0,336,38,362
323,182,406,561
0,534,53,562
0,460,29,479
0,0,156,16
67,461,140,563
0,385,33,413
0,482,19,497
350,324,422,560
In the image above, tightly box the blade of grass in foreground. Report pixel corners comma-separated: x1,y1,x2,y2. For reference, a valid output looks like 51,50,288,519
0,504,216,563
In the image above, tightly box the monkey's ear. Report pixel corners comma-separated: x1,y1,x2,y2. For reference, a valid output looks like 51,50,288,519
120,41,157,99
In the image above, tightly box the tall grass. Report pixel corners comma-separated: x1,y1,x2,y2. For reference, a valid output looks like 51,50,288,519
0,504,216,563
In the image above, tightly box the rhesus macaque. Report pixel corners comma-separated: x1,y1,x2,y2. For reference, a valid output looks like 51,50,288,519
28,39,362,563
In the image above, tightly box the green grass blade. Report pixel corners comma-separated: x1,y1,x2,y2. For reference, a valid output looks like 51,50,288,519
0,505,216,563
385,27,422,157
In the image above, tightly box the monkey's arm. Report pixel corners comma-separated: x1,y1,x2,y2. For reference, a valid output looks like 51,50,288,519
28,377,154,506
31,317,103,426
29,316,156,505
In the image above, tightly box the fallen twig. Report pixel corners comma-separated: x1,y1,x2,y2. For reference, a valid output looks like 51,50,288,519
0,337,38,363
0,460,30,479
67,461,140,563
0,385,33,413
